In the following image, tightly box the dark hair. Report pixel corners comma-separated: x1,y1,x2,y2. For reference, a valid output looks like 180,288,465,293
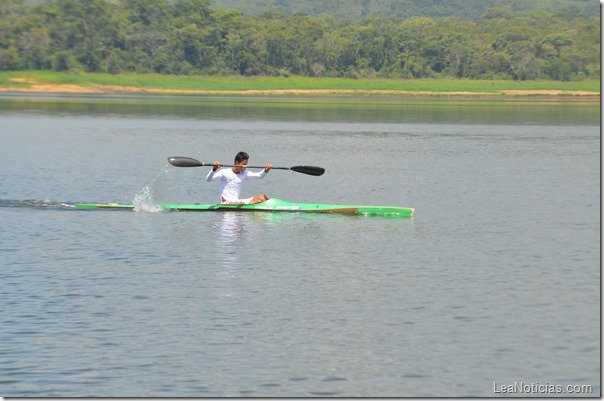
235,151,249,163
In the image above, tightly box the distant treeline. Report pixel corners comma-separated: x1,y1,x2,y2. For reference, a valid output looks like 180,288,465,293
210,0,597,21
0,0,599,81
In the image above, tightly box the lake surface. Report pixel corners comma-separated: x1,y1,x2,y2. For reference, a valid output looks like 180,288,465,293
0,94,600,397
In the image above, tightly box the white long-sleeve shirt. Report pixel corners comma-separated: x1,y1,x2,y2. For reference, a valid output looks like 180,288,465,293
206,168,266,203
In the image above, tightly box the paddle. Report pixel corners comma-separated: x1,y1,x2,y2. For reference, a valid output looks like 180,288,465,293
167,156,325,176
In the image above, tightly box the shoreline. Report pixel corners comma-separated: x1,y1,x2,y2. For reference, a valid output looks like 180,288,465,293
0,77,599,99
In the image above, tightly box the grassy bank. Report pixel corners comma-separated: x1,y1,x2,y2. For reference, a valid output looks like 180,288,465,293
0,71,599,97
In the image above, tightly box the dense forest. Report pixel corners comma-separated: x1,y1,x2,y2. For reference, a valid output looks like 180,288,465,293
210,0,598,21
0,0,599,81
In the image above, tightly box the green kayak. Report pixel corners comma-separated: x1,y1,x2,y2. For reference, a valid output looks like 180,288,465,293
75,197,414,217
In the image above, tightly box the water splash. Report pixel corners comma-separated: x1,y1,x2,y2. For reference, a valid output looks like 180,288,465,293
132,186,164,213
132,168,173,212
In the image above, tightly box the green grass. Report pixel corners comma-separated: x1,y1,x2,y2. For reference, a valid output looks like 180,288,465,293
0,70,599,94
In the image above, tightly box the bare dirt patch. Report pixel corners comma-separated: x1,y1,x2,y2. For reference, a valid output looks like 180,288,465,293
500,89,599,97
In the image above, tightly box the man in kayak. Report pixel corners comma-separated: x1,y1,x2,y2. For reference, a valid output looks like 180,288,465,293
206,151,272,204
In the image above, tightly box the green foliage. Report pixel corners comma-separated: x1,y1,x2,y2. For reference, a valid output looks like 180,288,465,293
210,0,597,21
0,0,599,81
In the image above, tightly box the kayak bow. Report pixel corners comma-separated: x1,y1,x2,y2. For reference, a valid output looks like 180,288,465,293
76,198,414,217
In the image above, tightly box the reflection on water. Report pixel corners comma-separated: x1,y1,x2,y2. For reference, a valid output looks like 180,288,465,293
212,211,335,269
215,212,247,241
0,94,598,125
212,212,282,268
213,212,247,268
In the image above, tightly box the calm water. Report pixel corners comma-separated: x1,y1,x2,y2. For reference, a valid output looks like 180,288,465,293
0,95,600,397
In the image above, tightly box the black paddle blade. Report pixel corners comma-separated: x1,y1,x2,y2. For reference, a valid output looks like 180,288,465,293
290,165,325,176
168,157,205,167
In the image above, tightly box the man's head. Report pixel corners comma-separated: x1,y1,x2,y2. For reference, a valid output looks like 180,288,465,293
234,151,249,164
233,151,249,173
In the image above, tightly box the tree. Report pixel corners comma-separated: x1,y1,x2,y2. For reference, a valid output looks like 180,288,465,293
539,33,573,58
492,27,541,80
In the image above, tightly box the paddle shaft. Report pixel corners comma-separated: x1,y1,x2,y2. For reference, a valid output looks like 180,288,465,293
167,157,325,176
202,162,277,169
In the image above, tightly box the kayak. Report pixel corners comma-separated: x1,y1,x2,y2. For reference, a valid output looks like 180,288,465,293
75,197,414,217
